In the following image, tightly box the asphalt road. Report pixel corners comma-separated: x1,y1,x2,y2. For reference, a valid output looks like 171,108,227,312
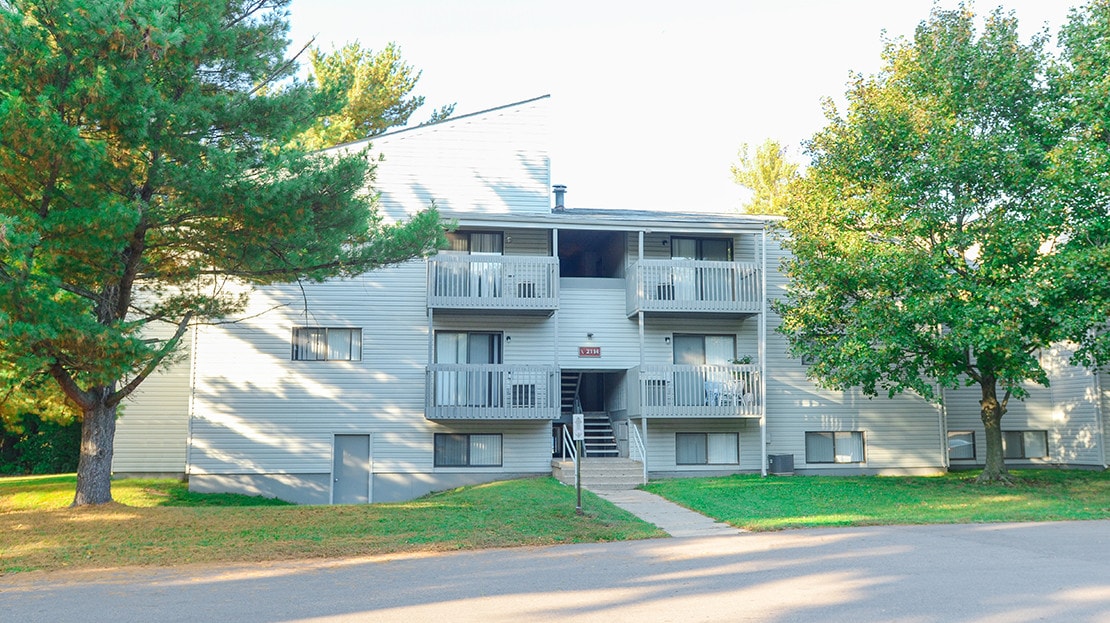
3,521,1109,622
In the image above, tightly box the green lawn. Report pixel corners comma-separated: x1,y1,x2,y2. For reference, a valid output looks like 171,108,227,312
0,475,664,574
644,469,1110,531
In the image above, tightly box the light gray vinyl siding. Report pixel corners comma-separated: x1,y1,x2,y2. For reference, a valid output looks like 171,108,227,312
356,97,551,223
641,232,672,259
1041,345,1104,465
644,418,761,472
1100,370,1110,467
448,226,550,256
734,233,762,263
762,237,946,472
187,258,555,481
558,278,640,368
113,323,192,473
188,262,416,473
433,314,555,365
944,345,1107,466
187,261,430,475
504,227,550,256
639,233,749,261
640,317,756,364
422,421,551,474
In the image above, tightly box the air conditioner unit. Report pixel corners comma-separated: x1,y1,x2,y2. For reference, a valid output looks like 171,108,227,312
768,454,794,475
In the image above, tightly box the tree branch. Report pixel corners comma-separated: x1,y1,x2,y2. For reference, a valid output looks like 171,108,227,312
48,362,95,411
108,311,193,407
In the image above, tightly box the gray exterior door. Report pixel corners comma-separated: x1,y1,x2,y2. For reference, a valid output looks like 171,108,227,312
333,434,371,504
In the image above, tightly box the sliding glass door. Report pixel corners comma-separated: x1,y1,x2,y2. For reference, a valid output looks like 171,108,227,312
434,332,503,407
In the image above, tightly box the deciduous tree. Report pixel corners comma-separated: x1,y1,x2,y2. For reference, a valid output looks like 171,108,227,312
731,139,798,216
1046,0,1110,368
0,0,445,505
776,6,1069,481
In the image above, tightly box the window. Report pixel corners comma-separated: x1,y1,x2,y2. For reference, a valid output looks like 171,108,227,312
435,332,502,365
433,332,503,408
948,431,976,460
676,433,739,465
805,431,865,463
446,231,503,254
292,328,362,361
670,237,733,261
441,232,504,299
434,433,503,467
670,237,734,303
1003,430,1049,459
673,334,736,366
673,335,736,407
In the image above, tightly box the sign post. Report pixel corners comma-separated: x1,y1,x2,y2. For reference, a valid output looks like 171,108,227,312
572,412,585,515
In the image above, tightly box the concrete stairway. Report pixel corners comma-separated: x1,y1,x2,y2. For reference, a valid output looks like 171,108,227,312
581,412,619,457
560,372,580,415
552,457,646,490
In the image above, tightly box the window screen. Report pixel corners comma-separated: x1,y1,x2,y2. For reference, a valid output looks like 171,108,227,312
434,433,503,467
676,433,738,465
948,431,975,460
292,328,362,361
1003,430,1048,459
806,431,865,463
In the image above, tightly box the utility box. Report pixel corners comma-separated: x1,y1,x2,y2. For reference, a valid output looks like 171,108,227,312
768,454,795,475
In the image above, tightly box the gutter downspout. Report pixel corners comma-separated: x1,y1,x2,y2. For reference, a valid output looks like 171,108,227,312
552,228,560,370
552,228,561,434
638,229,648,479
938,384,950,470
426,258,435,368
1094,368,1109,469
427,263,435,419
184,317,199,480
759,228,768,477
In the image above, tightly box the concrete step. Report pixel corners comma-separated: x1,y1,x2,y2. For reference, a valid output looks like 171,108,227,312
552,458,646,489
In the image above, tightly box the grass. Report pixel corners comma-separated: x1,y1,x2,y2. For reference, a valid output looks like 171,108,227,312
0,475,664,574
643,469,1110,531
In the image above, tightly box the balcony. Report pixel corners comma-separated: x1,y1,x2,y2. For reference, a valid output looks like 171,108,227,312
626,260,761,316
427,255,558,314
425,364,560,420
628,364,762,418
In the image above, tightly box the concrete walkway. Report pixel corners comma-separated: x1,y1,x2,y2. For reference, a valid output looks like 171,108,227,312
588,487,743,537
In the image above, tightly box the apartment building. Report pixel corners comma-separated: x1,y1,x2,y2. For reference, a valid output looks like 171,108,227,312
113,96,1109,503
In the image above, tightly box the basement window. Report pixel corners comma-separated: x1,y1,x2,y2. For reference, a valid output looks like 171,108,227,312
805,431,865,464
676,433,738,465
948,431,976,460
1002,430,1048,459
434,433,503,467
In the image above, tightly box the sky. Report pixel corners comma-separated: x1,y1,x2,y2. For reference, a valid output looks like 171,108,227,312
286,0,1077,212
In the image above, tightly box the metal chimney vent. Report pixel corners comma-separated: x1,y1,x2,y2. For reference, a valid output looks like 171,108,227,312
552,184,567,212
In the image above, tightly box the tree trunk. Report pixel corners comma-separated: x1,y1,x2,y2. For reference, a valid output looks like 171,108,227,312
977,376,1010,483
72,390,117,506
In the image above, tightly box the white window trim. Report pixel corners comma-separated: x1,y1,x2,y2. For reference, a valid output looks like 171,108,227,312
805,431,866,464
292,327,363,361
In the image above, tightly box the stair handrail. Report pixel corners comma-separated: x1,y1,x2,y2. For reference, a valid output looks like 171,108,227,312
561,424,579,489
628,422,647,484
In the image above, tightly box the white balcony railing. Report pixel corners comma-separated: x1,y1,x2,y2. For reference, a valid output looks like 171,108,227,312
428,255,558,311
627,259,761,315
425,364,559,420
629,364,761,418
